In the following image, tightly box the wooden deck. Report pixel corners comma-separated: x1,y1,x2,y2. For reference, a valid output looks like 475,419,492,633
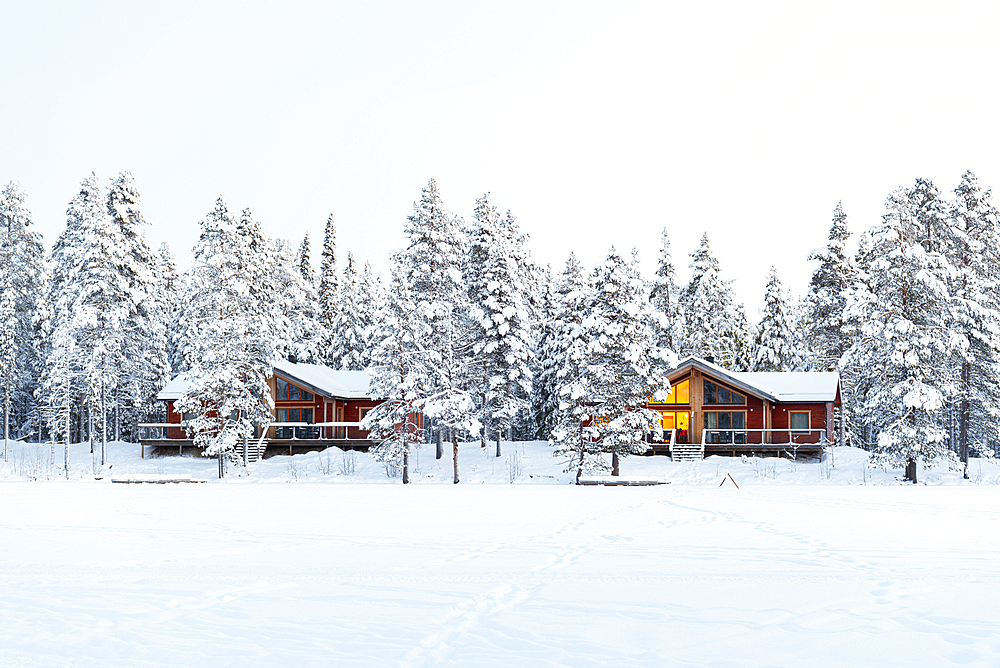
643,442,824,459
139,439,373,458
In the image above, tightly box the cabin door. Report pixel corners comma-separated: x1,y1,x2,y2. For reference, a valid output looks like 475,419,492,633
660,411,690,444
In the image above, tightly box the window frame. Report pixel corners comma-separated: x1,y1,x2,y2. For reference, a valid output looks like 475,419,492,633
789,411,810,432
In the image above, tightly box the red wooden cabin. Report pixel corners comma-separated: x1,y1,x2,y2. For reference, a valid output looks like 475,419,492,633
147,360,401,456
644,357,841,459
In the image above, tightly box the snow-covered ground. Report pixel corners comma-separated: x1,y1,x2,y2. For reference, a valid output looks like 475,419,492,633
1,440,999,666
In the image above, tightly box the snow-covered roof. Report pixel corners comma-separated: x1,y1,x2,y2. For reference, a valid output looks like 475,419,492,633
156,374,192,401
670,357,839,403
272,360,375,400
732,371,840,403
155,361,377,402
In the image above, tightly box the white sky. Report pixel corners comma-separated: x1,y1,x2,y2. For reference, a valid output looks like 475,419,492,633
4,1,1000,315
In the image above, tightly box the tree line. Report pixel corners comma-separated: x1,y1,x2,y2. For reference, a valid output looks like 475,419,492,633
1,172,996,482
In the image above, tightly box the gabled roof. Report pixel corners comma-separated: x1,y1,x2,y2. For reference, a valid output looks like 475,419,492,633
155,361,376,402
668,357,839,403
272,360,374,400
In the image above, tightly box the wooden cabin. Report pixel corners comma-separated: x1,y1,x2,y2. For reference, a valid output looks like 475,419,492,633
145,360,395,457
644,357,841,459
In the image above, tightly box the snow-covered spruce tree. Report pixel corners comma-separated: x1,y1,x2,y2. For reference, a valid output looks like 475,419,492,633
552,250,672,479
317,214,338,360
536,254,589,441
804,202,856,371
272,237,322,363
395,178,477,483
845,181,962,483
327,253,360,369
354,261,381,369
650,227,683,352
362,266,429,483
944,171,1000,472
158,243,184,375
679,233,750,370
173,200,280,477
0,182,47,458
41,174,101,449
104,172,170,443
296,232,314,285
751,267,800,372
465,194,534,456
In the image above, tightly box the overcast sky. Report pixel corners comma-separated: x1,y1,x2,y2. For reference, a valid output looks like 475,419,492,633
4,1,1000,314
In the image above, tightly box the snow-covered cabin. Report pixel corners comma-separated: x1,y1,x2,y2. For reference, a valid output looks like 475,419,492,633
644,357,841,457
152,360,382,452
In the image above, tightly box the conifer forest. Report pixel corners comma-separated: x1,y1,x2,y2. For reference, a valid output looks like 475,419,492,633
2,170,999,480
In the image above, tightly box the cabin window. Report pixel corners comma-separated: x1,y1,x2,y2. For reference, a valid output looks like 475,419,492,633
704,380,745,405
276,408,314,424
359,408,372,421
790,411,810,431
276,377,314,402
663,379,690,405
704,411,746,443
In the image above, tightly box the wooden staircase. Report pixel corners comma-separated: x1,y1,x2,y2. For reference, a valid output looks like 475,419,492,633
671,441,704,462
236,438,268,465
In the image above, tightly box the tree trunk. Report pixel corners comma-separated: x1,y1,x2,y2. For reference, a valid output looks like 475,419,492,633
3,385,8,463
904,458,917,484
960,361,970,479
576,445,585,484
612,452,620,476
218,451,225,479
435,428,443,460
453,431,460,484
242,434,249,467
495,432,501,458
64,409,70,480
101,383,107,468
402,440,409,484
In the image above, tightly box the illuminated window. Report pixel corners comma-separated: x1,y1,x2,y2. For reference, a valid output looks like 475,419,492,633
663,379,690,404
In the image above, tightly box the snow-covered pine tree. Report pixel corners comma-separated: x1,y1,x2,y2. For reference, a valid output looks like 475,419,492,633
944,171,1000,472
104,172,170,443
327,252,359,369
158,243,184,375
679,233,750,370
804,202,856,372
41,174,102,449
318,214,338,338
296,232,314,285
363,266,429,484
273,237,323,363
465,194,533,456
534,254,586,441
751,267,800,371
571,248,671,476
174,199,280,476
846,180,961,483
650,227,683,352
394,179,476,483
354,261,381,369
0,182,46,458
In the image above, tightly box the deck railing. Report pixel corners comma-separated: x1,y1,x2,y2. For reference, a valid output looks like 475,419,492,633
136,421,367,441
702,428,829,446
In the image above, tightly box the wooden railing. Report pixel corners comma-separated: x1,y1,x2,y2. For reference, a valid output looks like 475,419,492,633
136,422,367,441
702,428,829,446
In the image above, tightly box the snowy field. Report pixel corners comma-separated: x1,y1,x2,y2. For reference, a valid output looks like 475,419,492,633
2,441,1000,666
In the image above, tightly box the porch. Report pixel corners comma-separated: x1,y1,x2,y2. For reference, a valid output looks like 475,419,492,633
648,428,828,461
137,422,373,459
